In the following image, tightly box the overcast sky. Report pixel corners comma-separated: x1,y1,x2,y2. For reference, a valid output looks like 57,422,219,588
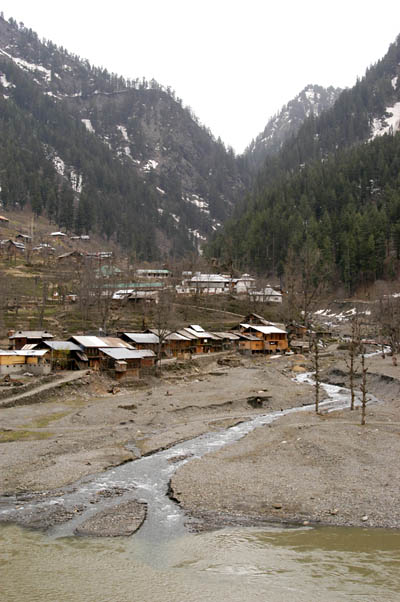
1,1,400,152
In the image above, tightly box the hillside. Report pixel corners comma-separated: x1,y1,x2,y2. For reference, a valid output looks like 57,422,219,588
245,84,342,171
0,16,250,259
206,34,400,291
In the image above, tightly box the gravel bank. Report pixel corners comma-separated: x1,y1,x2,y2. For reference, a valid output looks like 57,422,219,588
170,355,400,531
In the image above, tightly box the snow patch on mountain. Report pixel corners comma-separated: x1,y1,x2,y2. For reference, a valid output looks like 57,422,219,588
70,170,83,194
371,103,400,138
117,125,129,141
11,55,51,81
0,73,13,88
143,159,158,171
184,194,210,214
81,119,95,133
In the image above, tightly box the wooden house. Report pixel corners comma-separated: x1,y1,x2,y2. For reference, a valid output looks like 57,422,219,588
69,336,133,370
239,323,288,353
143,329,193,359
120,332,159,353
212,332,240,351
9,330,54,350
39,341,88,370
179,325,221,354
57,250,85,264
99,348,155,379
237,333,265,354
0,349,50,375
286,321,308,340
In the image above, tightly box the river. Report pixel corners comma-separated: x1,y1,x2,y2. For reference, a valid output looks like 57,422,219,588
2,523,400,601
1,375,399,601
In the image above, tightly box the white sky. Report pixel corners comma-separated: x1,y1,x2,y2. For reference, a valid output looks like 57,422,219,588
1,0,400,153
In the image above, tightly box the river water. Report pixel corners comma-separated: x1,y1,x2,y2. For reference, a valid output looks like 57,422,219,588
1,375,400,601
2,523,400,601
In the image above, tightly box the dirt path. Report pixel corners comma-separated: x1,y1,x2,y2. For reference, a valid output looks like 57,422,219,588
0,371,88,409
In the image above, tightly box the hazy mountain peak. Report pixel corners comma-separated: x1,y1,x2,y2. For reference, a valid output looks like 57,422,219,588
245,84,342,170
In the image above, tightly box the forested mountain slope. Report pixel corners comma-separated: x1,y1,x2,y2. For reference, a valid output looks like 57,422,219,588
207,35,400,290
0,15,249,258
245,84,342,171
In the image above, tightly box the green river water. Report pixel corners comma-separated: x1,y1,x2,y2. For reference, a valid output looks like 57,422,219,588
1,523,400,602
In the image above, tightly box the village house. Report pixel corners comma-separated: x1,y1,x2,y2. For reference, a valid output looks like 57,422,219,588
38,340,88,370
177,273,231,295
0,349,50,375
238,323,289,353
98,348,155,379
57,250,85,264
9,330,54,350
136,268,171,279
120,332,159,353
111,282,164,303
4,239,25,259
233,274,256,295
249,285,283,303
146,329,193,359
212,332,240,350
286,321,308,340
236,333,265,354
179,325,222,353
69,335,133,370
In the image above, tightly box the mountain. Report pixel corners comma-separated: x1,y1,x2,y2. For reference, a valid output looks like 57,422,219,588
206,35,400,291
0,16,250,258
245,84,342,171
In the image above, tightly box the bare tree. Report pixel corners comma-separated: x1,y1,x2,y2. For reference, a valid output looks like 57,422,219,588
310,334,321,414
150,289,179,370
375,295,400,355
283,240,332,329
345,314,361,411
360,353,368,426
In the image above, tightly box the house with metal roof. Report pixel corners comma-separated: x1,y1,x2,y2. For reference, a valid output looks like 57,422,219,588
120,332,159,353
69,336,133,369
0,349,50,375
9,330,54,350
39,341,88,370
238,323,288,353
99,348,155,378
179,325,222,354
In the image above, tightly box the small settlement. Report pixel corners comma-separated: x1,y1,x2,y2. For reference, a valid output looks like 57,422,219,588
0,313,302,380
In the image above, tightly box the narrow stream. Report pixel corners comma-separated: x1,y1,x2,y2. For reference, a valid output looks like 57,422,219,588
0,374,370,540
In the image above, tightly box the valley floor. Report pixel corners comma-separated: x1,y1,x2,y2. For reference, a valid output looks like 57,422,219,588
1,350,400,533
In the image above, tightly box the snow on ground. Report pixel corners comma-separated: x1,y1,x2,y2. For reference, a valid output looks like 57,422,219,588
52,155,65,177
117,125,129,141
46,91,60,99
81,119,95,133
392,76,398,90
157,208,164,215
188,228,207,241
371,103,400,138
171,213,180,223
0,73,13,88
11,56,51,81
70,170,82,194
184,194,210,214
143,159,158,171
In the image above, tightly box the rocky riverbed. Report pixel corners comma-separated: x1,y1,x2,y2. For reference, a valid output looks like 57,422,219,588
1,350,399,534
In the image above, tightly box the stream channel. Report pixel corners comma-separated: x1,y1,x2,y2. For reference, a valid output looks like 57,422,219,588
1,375,400,601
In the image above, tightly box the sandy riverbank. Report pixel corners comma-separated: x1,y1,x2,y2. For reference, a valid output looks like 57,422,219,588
1,350,399,533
